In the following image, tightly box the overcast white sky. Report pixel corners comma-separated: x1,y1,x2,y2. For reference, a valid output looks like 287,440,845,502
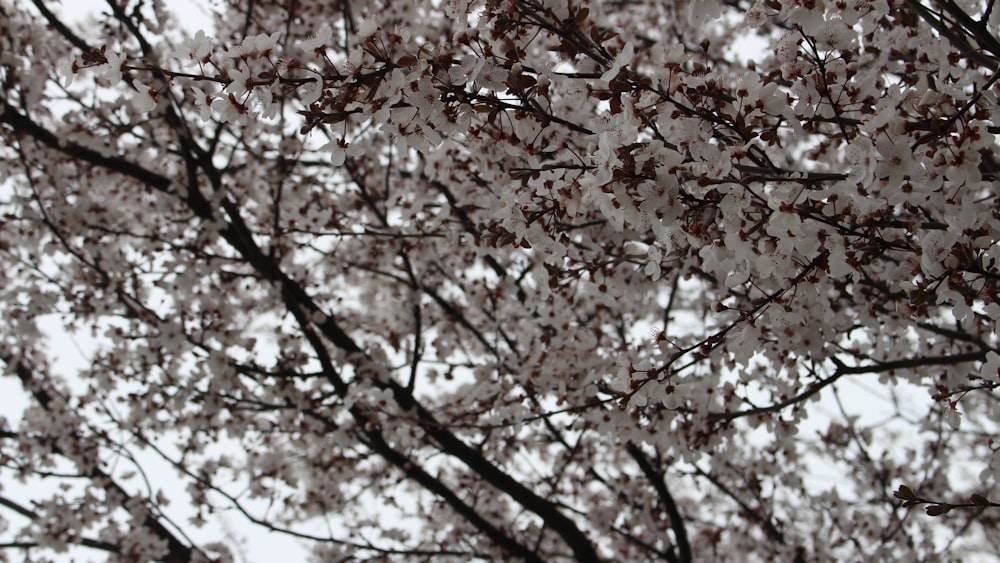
56,0,213,34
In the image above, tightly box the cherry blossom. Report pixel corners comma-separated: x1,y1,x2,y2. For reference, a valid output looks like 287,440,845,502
2,0,1000,561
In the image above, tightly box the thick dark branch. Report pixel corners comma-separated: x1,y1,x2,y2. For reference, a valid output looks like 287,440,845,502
934,0,1000,57
905,0,1000,67
831,351,986,375
359,423,545,563
387,379,602,561
0,495,37,520
1,104,172,193
626,443,691,563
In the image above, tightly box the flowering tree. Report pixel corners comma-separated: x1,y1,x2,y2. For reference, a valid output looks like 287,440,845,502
2,0,1000,559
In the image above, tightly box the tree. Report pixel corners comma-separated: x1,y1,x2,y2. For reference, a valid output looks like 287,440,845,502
2,0,1000,560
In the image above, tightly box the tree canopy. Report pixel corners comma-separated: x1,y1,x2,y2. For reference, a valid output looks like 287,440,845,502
2,0,1000,560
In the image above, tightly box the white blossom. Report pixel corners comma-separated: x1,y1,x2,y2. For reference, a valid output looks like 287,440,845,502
131,82,157,112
